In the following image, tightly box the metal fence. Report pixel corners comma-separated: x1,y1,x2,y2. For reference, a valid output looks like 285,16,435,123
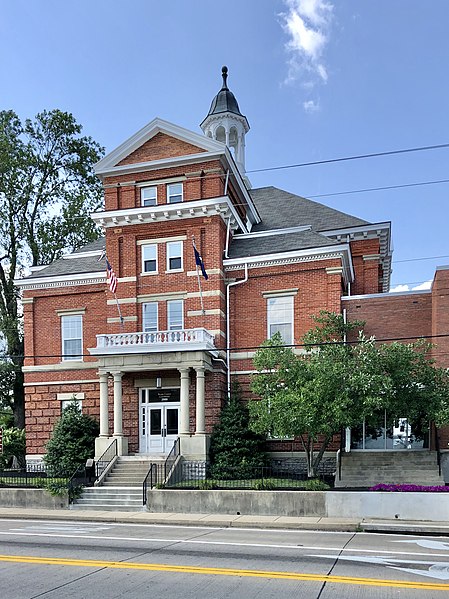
165,462,332,490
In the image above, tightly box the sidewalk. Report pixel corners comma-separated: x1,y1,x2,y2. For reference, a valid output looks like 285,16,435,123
0,507,448,534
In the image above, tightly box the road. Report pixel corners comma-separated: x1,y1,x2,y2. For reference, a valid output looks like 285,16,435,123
0,518,448,597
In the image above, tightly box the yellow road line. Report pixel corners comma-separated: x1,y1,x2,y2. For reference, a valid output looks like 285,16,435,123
0,554,448,591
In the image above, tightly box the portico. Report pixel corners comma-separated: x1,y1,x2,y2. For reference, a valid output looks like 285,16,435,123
89,329,217,460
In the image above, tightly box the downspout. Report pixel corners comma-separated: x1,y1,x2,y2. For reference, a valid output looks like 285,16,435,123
226,262,248,401
342,307,351,453
224,216,231,259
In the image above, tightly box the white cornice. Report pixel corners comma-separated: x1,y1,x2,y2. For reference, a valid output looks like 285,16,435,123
94,117,226,175
64,250,103,260
95,150,224,178
321,221,392,293
15,272,105,291
224,243,354,284
91,195,247,233
233,225,311,240
342,288,431,300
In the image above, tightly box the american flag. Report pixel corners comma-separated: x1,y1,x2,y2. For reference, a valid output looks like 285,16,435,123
106,258,118,294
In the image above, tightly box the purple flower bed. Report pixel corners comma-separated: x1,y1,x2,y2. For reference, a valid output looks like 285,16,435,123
370,483,449,492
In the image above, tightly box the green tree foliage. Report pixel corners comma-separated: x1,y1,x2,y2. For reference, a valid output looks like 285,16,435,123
0,109,104,428
209,385,268,479
44,403,99,475
250,311,449,478
0,427,26,469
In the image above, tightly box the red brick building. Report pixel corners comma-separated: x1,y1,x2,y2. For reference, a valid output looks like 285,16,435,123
17,68,449,476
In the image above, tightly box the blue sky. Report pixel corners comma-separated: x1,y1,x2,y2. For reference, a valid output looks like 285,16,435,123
1,0,448,291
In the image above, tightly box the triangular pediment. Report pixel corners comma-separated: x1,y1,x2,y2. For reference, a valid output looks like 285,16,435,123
95,117,226,174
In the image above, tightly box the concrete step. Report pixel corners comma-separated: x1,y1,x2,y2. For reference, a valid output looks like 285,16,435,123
70,504,144,512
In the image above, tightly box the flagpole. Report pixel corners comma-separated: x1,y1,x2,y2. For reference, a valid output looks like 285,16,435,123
192,236,206,316
113,292,125,327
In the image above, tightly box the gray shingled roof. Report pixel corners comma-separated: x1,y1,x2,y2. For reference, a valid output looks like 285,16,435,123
24,238,105,279
24,186,370,278
228,229,339,259
249,186,369,232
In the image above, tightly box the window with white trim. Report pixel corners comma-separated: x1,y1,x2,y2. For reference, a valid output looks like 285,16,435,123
143,302,158,332
167,300,183,330
61,315,83,361
142,244,158,273
267,295,294,345
167,182,183,204
166,241,183,272
141,186,157,207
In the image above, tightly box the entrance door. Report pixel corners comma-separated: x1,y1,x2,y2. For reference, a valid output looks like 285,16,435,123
139,388,180,454
351,411,426,450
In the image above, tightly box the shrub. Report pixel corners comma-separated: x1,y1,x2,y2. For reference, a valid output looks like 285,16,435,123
302,478,330,491
0,427,26,469
208,384,268,480
44,402,99,475
252,478,276,490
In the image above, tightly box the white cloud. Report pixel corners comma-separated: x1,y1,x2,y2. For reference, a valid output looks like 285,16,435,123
281,0,333,86
389,284,411,293
412,280,432,291
389,280,433,293
303,99,320,112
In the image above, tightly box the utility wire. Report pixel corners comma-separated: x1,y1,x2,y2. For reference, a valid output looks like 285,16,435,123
2,332,449,361
247,143,449,174
307,178,449,199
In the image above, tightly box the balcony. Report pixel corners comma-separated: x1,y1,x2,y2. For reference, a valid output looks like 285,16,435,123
89,328,217,356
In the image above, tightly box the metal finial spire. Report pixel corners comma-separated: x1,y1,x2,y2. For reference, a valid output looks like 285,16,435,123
221,65,228,90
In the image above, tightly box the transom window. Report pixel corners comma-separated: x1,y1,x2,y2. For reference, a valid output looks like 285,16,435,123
142,244,158,273
167,183,183,204
167,300,183,330
141,186,157,207
143,302,158,332
61,315,83,361
166,241,183,272
267,296,294,345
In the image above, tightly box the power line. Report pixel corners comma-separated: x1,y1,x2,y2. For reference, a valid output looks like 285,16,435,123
2,332,449,361
307,178,449,199
247,143,449,174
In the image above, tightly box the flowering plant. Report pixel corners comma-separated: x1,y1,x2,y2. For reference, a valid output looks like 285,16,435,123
370,483,449,492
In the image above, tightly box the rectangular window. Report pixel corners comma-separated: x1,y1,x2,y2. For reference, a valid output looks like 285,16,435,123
141,186,157,207
61,315,83,361
167,182,183,204
142,244,158,273
267,296,293,345
143,302,158,332
166,241,183,272
167,299,183,330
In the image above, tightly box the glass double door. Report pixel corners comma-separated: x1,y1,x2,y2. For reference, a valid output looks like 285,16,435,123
139,388,180,454
351,411,427,450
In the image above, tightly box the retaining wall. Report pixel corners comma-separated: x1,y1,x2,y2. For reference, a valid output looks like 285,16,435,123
0,489,68,509
147,489,449,521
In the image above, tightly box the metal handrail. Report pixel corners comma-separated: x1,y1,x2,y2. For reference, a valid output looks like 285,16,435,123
434,423,442,476
142,463,158,505
164,437,180,481
95,439,118,479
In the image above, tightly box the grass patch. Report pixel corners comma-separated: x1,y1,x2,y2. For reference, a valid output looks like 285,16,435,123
169,477,330,490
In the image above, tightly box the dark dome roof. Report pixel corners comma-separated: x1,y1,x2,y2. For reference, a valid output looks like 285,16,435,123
206,66,243,117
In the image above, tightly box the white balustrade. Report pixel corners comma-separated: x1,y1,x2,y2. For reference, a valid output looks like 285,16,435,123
93,328,216,354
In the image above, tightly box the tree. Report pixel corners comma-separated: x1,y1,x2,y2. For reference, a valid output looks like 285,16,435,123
44,403,99,474
249,312,449,478
0,109,104,428
209,384,268,479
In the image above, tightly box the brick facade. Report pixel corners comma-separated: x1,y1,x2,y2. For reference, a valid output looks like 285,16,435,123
20,116,449,463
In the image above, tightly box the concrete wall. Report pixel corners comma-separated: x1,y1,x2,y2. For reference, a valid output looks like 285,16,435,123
0,489,68,509
147,489,449,521
147,489,326,518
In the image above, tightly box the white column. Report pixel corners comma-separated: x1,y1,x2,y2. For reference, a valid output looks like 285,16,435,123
195,367,206,434
112,371,123,437
99,372,109,437
179,368,190,435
